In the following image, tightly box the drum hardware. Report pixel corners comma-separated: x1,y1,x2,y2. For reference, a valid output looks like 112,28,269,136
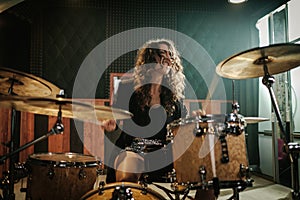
239,164,250,180
219,135,229,163
79,168,87,180
193,117,204,137
151,182,192,200
97,181,106,195
0,104,65,163
288,142,300,199
199,166,208,190
224,103,244,136
82,182,166,200
47,165,55,180
111,185,134,200
216,43,300,199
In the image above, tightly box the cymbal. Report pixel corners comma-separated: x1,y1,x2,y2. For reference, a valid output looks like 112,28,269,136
0,67,60,97
0,96,133,121
94,105,133,120
243,117,269,124
23,97,93,119
216,43,300,79
24,97,133,120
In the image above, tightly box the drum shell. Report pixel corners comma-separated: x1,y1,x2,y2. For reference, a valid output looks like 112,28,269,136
80,182,165,200
26,153,99,200
169,118,248,184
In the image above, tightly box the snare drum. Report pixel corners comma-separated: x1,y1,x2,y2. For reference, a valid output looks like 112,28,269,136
80,182,165,200
168,115,248,184
26,152,100,200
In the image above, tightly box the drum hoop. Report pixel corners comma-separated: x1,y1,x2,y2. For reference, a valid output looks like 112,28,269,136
167,114,228,129
28,152,100,168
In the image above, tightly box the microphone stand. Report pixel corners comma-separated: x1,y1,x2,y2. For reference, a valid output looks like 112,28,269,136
0,106,64,200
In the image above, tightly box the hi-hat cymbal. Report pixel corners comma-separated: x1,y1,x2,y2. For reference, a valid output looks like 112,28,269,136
243,117,269,124
216,43,300,79
0,67,60,97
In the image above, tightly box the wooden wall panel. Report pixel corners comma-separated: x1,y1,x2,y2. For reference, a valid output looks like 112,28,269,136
19,112,34,162
83,122,104,162
0,108,11,172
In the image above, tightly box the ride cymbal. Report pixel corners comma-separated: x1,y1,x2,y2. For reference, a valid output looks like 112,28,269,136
216,43,300,79
0,67,60,97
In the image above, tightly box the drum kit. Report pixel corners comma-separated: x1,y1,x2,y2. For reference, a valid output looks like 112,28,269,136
0,42,300,200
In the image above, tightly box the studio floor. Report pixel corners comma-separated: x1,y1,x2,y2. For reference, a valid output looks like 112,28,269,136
7,174,292,200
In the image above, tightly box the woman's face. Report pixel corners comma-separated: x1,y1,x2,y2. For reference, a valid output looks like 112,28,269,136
151,43,173,75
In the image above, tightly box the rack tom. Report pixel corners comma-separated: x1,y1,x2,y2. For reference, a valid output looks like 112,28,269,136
167,115,248,185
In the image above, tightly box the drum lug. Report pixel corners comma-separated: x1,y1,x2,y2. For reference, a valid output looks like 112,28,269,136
194,117,204,137
47,166,55,179
219,135,229,163
111,185,133,199
224,102,245,136
199,166,208,189
78,168,87,180
239,164,250,179
96,162,104,176
97,181,105,195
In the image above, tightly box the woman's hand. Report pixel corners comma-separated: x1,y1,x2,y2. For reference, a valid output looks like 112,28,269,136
101,119,117,132
191,109,206,117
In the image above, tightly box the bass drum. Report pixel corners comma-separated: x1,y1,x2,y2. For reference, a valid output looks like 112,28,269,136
26,152,100,200
80,182,165,200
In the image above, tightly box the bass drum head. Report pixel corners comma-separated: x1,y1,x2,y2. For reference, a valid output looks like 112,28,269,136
80,182,164,200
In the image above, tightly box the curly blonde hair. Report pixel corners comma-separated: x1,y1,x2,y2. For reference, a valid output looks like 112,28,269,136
133,39,185,114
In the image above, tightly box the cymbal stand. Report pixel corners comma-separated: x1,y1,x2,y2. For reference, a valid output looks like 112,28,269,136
1,78,21,200
0,106,64,200
261,63,299,199
262,64,286,139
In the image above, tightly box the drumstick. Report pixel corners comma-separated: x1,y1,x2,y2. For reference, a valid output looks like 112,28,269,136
209,134,217,178
201,74,220,114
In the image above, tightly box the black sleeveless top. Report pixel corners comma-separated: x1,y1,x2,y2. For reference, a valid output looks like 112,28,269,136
106,79,187,183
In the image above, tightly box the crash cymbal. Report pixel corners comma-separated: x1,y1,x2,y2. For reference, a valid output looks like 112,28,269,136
24,97,132,121
23,97,94,119
0,95,28,110
216,43,300,79
243,117,269,124
0,96,133,121
0,67,60,97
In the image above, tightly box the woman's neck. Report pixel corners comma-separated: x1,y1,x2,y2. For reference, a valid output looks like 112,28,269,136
149,84,161,106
